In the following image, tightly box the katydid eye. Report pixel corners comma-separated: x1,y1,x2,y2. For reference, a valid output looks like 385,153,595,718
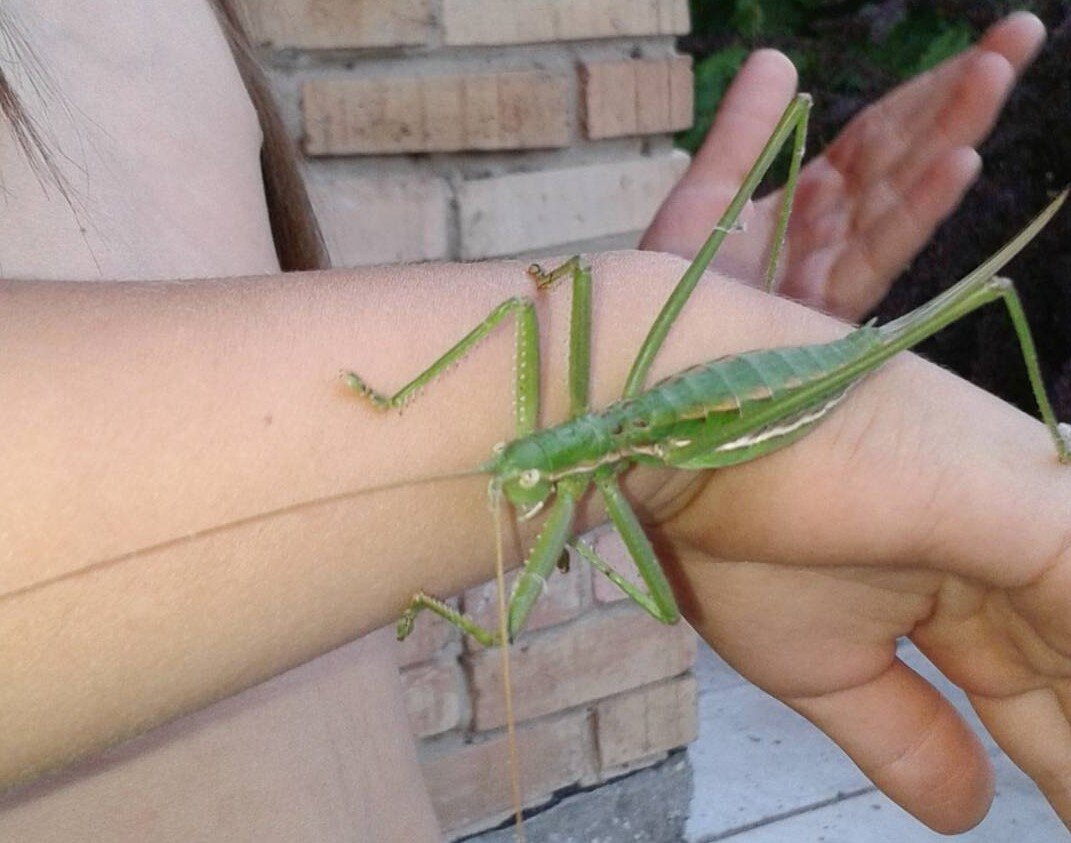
519,469,541,489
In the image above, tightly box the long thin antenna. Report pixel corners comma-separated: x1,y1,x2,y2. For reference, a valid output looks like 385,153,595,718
491,488,525,840
1,467,487,603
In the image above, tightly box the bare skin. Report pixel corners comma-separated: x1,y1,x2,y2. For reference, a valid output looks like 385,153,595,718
0,4,1065,838
0,2,438,840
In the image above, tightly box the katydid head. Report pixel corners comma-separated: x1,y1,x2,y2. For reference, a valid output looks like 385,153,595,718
486,439,554,515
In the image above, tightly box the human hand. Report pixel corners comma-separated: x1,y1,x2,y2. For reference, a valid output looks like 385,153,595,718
649,342,1071,832
641,12,1047,321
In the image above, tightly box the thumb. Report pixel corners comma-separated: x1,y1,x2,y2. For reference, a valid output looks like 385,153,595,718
790,658,995,833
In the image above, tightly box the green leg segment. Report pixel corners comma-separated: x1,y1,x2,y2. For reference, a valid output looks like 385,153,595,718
764,101,809,294
346,295,541,439
591,471,680,624
395,259,596,646
529,257,593,418
397,591,499,647
996,278,1071,462
505,477,584,640
624,93,813,398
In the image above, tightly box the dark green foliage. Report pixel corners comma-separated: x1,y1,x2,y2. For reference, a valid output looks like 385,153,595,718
678,1,1071,419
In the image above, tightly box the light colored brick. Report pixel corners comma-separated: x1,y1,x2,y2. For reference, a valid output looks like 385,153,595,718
582,56,693,139
402,661,463,738
242,0,432,49
595,675,697,771
463,553,586,643
310,172,449,265
302,71,569,155
457,151,689,259
470,605,697,730
396,605,458,667
443,0,690,45
589,526,641,605
421,710,595,835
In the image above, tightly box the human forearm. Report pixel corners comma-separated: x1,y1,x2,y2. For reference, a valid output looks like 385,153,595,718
4,250,798,788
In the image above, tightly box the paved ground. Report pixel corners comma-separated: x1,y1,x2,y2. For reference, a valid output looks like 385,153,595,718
686,639,1067,842
470,637,1067,842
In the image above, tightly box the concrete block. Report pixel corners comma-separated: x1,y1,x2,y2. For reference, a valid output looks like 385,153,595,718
470,753,692,843
457,151,689,259
421,710,595,835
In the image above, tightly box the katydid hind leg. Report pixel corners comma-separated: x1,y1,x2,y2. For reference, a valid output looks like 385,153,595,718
764,98,810,294
994,276,1071,462
624,93,813,398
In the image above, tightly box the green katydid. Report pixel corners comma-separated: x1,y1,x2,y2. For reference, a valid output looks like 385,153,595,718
344,95,1070,653
341,93,1066,838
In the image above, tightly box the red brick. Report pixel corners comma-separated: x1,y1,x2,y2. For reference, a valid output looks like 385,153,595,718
469,605,697,730
243,0,432,49
420,710,595,835
401,661,464,738
302,71,569,155
442,0,690,45
463,553,586,644
595,675,697,771
582,56,693,139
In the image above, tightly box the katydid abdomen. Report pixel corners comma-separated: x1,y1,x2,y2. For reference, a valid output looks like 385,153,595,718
488,331,878,482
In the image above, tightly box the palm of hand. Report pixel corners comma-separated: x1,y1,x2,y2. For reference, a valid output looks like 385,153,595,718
678,547,1071,831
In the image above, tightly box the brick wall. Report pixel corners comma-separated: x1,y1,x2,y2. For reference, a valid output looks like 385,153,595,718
241,1,698,835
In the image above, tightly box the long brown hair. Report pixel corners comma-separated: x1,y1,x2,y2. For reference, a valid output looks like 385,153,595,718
211,0,328,271
0,1,328,273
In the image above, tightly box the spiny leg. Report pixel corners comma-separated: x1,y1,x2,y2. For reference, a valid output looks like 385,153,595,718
528,256,593,417
994,276,1071,462
874,194,1070,462
394,258,595,646
396,592,499,647
589,470,680,624
345,295,540,438
624,93,813,398
395,479,583,646
492,258,595,641
764,98,809,294
504,477,584,640
374,294,543,644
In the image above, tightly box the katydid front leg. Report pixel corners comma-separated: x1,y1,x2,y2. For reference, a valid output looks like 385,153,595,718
355,258,595,645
